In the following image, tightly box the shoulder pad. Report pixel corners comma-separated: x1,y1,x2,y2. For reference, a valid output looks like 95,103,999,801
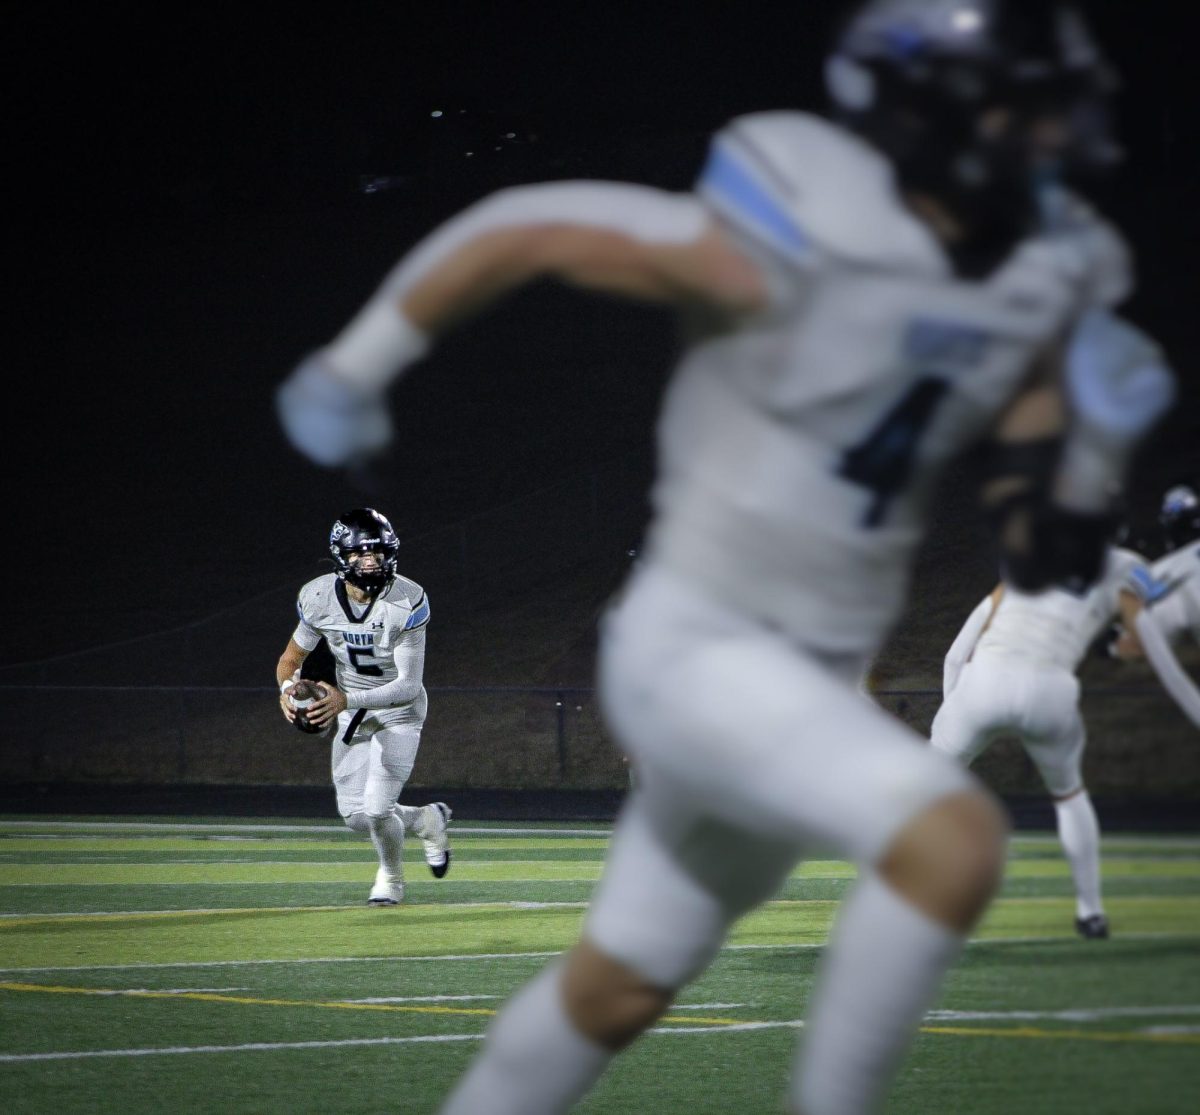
298,574,334,604
384,574,424,607
695,111,946,273
296,574,336,627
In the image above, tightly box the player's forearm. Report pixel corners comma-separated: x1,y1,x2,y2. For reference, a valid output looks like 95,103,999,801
276,645,307,689
1136,609,1200,728
323,182,729,392
345,677,424,710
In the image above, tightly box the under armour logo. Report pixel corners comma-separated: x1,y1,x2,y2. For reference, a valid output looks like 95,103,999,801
371,621,384,630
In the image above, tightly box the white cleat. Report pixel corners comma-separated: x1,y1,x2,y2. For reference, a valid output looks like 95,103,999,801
419,802,452,879
367,867,404,906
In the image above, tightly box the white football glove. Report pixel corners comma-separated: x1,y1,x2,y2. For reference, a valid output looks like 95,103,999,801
1057,309,1176,512
1064,309,1175,445
276,353,393,468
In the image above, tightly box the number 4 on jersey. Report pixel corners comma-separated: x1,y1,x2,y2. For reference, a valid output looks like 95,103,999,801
838,377,950,528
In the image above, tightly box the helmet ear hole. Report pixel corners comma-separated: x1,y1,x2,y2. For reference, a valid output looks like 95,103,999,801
826,54,876,111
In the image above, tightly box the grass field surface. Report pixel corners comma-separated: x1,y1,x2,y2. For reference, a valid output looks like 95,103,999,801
1,817,1197,1114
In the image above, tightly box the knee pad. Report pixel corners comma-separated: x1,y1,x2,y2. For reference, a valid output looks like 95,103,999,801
342,812,371,835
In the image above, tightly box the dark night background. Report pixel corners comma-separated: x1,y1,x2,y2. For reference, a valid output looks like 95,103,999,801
6,0,1199,675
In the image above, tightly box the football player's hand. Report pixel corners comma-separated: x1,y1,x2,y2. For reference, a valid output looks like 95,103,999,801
278,672,302,722
1065,310,1175,447
307,683,349,727
276,353,393,468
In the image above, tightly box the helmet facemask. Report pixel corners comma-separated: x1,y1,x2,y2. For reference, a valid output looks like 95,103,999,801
329,509,400,597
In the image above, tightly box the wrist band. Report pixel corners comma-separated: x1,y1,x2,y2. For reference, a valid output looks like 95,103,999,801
326,296,430,393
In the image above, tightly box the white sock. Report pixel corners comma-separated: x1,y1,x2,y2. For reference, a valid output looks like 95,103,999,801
1054,791,1104,919
792,874,963,1115
439,960,612,1115
366,812,405,882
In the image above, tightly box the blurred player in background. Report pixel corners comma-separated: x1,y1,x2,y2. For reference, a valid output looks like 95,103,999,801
1105,481,1200,734
276,507,451,905
1142,483,1200,647
276,2,1175,1111
931,522,1200,940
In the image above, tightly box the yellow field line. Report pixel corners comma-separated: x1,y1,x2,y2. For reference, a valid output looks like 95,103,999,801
2,982,1197,1045
0,982,735,1027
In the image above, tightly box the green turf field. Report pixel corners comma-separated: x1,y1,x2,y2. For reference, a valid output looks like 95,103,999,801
1,818,1197,1114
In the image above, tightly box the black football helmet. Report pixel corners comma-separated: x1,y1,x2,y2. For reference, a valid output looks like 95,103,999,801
329,508,400,596
1160,484,1200,551
825,0,1119,273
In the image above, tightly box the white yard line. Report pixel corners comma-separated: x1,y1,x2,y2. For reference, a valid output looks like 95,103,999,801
1,931,1195,977
0,822,612,838
0,1022,807,1063
927,1005,1200,1022
0,900,592,920
0,1035,485,1062
10,1009,1196,1063
670,1002,750,1010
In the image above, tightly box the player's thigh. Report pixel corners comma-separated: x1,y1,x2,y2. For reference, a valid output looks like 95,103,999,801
362,718,422,816
930,664,1009,766
584,784,800,989
1009,670,1085,796
331,715,371,816
1022,708,1087,796
599,570,972,866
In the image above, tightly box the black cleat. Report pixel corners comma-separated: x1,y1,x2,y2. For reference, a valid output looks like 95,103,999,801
1075,914,1110,939
429,849,451,880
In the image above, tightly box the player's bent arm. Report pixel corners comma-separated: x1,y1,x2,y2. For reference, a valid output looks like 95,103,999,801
345,627,427,711
276,638,310,720
980,351,1069,589
1112,590,1146,661
943,587,1001,698
367,182,766,344
1134,606,1200,729
277,183,768,466
983,312,1175,594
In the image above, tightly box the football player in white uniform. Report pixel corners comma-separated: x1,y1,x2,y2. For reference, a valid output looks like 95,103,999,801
930,538,1197,940
1144,484,1200,647
275,507,451,906
1106,483,1200,734
275,3,1176,1112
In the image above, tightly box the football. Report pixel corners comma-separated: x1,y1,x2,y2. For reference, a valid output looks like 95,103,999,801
289,680,328,735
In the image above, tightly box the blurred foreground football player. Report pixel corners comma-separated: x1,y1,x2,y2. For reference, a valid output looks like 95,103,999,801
276,508,451,905
277,2,1175,1110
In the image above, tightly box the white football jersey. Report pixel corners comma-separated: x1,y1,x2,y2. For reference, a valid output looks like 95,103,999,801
974,547,1145,672
292,573,429,695
1145,540,1200,645
643,111,1131,654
